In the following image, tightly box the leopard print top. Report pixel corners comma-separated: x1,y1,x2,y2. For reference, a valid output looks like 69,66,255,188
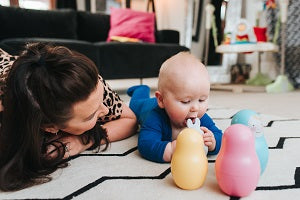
98,75,123,123
0,48,123,122
0,49,18,99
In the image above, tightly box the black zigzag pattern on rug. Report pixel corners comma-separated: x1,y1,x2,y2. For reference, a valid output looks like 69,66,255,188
69,146,138,160
256,167,300,190
63,168,171,200
266,119,300,127
269,137,300,149
3,115,300,200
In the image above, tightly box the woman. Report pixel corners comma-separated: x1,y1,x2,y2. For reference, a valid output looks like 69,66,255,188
0,43,137,191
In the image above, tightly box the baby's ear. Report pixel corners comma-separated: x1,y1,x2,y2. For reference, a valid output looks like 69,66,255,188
155,91,165,108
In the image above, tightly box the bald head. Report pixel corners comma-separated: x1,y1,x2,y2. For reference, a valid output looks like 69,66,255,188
157,52,209,93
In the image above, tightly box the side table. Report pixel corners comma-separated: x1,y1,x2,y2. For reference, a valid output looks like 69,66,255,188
216,42,279,86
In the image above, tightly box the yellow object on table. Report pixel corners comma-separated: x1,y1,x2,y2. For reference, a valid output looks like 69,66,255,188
110,36,141,43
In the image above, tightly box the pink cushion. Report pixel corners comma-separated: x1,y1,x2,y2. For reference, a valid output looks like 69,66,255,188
107,8,155,43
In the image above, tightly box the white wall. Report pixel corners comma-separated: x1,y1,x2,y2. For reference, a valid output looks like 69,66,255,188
155,0,187,45
128,0,189,47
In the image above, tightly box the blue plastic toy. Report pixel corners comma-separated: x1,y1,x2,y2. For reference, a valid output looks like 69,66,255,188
231,109,269,175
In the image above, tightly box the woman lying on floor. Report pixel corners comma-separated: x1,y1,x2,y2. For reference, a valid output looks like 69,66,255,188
0,43,137,191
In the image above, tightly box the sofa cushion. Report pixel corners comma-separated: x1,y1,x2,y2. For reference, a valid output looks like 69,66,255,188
107,8,156,43
77,11,110,42
0,6,77,40
94,42,189,79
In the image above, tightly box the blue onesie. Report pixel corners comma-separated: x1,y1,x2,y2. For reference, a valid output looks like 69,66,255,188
127,85,223,163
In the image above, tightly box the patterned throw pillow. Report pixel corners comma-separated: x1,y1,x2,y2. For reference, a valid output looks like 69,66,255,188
107,8,156,43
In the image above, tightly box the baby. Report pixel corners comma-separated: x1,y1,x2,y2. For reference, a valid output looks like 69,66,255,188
127,52,222,163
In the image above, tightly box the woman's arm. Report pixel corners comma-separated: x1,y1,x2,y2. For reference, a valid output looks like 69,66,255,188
103,103,137,142
55,103,137,158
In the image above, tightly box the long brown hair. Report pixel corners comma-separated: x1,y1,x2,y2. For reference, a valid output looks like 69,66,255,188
0,43,109,191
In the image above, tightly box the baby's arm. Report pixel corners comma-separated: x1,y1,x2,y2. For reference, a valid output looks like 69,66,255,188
163,140,177,162
138,111,171,163
138,128,169,163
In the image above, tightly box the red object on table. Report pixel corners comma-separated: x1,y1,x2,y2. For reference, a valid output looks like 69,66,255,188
253,27,267,42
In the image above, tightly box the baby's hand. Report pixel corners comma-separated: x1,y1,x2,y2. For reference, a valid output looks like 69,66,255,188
187,118,208,154
201,127,216,152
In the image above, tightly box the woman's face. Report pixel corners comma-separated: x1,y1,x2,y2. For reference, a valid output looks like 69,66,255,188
61,81,109,135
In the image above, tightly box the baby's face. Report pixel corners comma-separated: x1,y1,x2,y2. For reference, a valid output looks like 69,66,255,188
162,69,210,130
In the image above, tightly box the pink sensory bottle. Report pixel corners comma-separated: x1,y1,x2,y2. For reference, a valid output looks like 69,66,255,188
215,124,260,197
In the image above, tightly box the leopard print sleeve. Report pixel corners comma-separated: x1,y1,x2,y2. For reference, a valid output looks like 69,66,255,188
98,75,123,124
0,49,18,101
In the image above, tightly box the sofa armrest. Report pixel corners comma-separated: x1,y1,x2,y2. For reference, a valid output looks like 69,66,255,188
155,30,180,44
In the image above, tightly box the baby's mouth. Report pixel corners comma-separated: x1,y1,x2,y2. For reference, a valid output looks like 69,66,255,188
184,117,196,125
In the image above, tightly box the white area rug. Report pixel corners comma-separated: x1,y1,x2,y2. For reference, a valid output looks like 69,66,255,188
1,107,300,200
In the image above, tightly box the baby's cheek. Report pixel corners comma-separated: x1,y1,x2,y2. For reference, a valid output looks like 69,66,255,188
169,111,185,123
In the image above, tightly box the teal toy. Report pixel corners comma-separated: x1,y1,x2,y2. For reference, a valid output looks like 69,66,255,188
231,109,269,175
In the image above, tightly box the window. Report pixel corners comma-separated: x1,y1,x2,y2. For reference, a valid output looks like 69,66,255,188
19,0,50,10
1,0,51,10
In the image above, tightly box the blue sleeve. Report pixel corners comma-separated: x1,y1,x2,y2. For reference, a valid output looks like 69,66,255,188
200,113,223,155
138,110,170,163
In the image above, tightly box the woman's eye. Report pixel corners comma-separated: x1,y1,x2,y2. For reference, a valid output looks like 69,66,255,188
199,99,205,103
86,114,95,121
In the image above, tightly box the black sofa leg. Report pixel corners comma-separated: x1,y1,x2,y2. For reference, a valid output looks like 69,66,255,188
140,78,143,85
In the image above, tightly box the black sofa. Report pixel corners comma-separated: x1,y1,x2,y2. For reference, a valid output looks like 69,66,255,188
0,5,189,80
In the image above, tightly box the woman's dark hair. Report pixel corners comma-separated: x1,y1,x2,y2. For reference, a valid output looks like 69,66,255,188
0,43,109,191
